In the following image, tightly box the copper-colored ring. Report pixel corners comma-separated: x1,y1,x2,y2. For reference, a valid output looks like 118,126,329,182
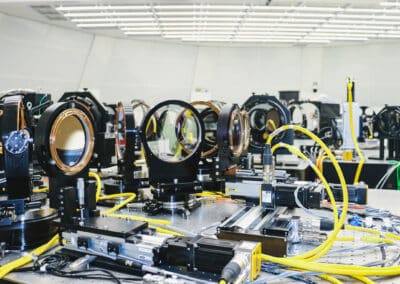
115,102,126,161
241,110,250,153
132,102,157,136
229,108,244,157
174,108,201,157
132,101,150,111
49,108,95,176
191,101,220,158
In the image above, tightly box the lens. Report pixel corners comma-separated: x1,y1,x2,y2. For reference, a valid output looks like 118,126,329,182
49,108,94,175
265,109,280,132
251,109,266,131
250,105,281,132
230,111,243,156
145,104,201,163
203,110,218,145
54,115,85,166
191,101,220,158
115,103,126,159
132,101,150,128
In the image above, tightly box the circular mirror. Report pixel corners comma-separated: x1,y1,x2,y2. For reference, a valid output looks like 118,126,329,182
49,108,94,175
249,105,281,133
115,102,126,160
144,103,202,163
241,110,250,153
132,100,150,128
191,101,220,158
377,108,400,137
230,109,244,157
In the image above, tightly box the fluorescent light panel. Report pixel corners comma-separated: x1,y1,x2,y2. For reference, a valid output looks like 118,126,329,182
57,3,400,44
124,31,161,35
305,36,368,41
338,14,400,20
180,38,330,43
316,28,385,33
154,5,248,10
328,19,400,25
380,2,400,7
77,23,157,28
65,12,152,17
71,18,155,23
57,5,150,11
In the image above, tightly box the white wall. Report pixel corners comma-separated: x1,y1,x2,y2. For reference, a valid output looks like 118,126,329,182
0,13,93,98
320,42,400,108
80,36,198,106
1,12,400,108
192,45,323,105
0,12,198,105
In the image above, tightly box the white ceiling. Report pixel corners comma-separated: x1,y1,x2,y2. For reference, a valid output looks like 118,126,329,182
2,0,400,46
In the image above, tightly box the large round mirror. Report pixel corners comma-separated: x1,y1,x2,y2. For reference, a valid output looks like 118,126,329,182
144,103,202,163
191,101,220,158
49,108,94,175
230,109,244,157
241,110,250,153
249,104,281,147
132,100,150,128
115,102,126,160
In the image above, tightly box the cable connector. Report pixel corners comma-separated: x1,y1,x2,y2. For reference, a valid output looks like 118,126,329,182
263,144,273,167
261,144,275,209
262,144,274,184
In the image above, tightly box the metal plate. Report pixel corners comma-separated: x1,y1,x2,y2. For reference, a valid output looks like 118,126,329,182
2,190,400,283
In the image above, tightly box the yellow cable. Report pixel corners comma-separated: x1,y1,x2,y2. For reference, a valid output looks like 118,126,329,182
271,143,339,228
347,78,365,184
89,171,102,201
266,119,277,131
318,155,329,173
174,144,183,158
345,225,380,235
89,170,177,228
335,236,355,242
260,253,400,277
99,193,136,215
319,274,343,284
267,125,348,261
0,234,59,279
360,236,394,245
195,191,229,198
385,232,400,242
367,124,373,140
352,276,375,284
346,225,396,244
32,187,48,193
149,225,184,236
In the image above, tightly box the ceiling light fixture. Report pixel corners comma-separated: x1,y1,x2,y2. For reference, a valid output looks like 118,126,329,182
124,31,161,35
71,18,155,23
55,3,400,44
56,5,150,11
380,2,400,7
64,12,153,17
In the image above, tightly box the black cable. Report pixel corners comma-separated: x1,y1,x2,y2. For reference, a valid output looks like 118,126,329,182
12,254,142,283
49,270,122,284
380,245,387,267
